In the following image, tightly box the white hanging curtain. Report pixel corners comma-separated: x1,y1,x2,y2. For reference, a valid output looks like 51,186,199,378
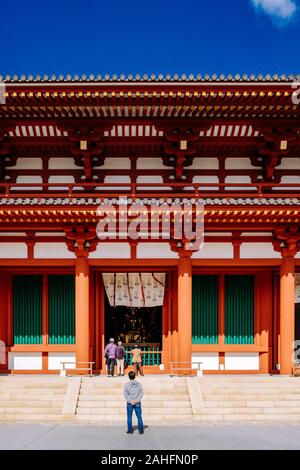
102,272,166,307
142,272,165,307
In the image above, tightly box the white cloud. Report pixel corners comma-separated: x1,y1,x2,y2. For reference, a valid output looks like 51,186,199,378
250,0,297,19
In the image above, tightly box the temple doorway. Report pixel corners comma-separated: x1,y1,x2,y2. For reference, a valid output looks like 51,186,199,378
104,298,162,365
102,272,166,366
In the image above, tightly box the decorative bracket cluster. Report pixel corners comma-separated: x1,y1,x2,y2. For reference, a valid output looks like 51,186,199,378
0,125,17,183
251,126,299,182
169,238,199,258
273,226,300,258
58,122,113,183
65,226,98,257
156,125,209,182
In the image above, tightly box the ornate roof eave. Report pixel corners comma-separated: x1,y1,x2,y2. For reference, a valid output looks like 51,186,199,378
1,73,300,84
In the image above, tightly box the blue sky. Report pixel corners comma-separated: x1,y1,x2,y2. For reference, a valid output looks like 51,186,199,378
1,0,299,76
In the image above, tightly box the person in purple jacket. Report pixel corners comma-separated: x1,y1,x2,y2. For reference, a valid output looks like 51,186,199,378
104,338,117,377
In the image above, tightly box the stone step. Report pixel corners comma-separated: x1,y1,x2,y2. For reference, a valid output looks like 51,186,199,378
200,382,299,392
205,400,300,408
205,407,263,415
202,387,300,392
80,387,188,395
0,384,67,389
74,415,191,422
204,407,300,415
0,407,62,414
0,389,66,395
78,393,190,401
0,394,66,401
203,393,300,400
0,414,66,422
77,400,191,408
76,407,192,415
0,400,64,407
81,384,188,387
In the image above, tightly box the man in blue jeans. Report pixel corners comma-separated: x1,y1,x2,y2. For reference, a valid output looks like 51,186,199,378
123,370,144,434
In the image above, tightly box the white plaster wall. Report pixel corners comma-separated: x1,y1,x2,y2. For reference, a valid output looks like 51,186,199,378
99,157,131,170
192,352,219,370
240,243,281,259
137,175,164,183
192,243,233,259
104,175,131,183
48,158,78,170
280,175,300,188
205,232,232,237
48,175,75,191
189,158,219,170
34,243,76,259
225,175,254,190
15,175,43,190
8,352,42,370
225,158,256,170
136,175,169,190
35,232,65,236
100,175,131,191
89,243,131,259
277,158,300,170
241,232,272,236
137,158,167,170
0,232,26,237
193,175,219,183
137,243,178,259
0,243,27,258
48,352,76,370
10,158,42,170
225,352,259,370
192,175,219,190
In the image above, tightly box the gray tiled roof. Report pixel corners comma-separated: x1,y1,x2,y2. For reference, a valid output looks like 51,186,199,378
1,74,300,83
0,197,299,206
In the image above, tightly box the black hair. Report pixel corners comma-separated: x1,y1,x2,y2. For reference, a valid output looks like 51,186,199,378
128,371,136,380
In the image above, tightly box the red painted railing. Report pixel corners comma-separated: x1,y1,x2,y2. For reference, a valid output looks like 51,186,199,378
0,182,298,199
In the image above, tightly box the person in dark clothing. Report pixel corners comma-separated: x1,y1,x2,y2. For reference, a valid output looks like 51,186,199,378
104,338,117,376
123,371,144,434
116,341,126,376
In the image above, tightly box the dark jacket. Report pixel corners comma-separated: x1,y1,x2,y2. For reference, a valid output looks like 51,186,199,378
117,345,125,360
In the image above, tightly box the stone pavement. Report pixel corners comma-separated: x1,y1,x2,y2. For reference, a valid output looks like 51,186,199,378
0,424,300,450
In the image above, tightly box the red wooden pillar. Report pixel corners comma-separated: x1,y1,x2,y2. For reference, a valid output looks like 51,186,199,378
177,253,192,370
279,256,295,375
75,255,90,366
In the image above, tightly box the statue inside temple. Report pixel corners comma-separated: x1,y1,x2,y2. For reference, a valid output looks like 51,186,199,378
105,298,162,348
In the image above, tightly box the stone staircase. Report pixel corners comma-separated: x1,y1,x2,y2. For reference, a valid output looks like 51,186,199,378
1,374,300,424
0,376,68,422
198,375,300,422
75,376,193,423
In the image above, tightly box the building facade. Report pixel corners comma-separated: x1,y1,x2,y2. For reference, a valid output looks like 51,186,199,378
0,74,299,375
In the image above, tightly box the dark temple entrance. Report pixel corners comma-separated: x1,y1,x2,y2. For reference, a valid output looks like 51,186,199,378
104,296,162,365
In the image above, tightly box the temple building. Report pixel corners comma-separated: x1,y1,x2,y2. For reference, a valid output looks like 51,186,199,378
0,73,299,375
